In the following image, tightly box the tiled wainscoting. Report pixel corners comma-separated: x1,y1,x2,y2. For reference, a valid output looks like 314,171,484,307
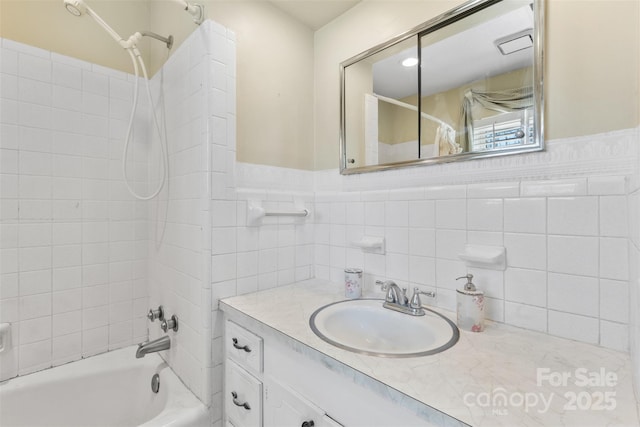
314,176,630,351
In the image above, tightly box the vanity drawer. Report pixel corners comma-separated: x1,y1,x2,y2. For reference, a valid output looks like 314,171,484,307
226,360,263,427
226,320,263,375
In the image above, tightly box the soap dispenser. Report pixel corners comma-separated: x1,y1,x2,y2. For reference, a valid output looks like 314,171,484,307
456,274,485,332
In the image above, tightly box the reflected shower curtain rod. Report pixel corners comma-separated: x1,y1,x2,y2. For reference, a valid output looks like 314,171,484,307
373,93,454,130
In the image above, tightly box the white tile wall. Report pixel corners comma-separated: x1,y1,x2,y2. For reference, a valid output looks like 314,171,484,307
313,173,633,351
0,38,148,381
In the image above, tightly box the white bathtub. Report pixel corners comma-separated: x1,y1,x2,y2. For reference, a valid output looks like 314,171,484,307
0,346,209,427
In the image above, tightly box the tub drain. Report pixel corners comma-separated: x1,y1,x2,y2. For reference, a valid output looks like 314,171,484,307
151,373,160,393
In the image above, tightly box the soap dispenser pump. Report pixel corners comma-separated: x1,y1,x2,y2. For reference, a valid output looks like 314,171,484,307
456,274,485,332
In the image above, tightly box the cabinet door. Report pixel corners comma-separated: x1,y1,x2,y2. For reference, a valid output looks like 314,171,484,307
264,377,343,427
226,360,263,427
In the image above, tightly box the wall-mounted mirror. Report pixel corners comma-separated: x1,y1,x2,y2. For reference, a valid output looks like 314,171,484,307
340,0,544,174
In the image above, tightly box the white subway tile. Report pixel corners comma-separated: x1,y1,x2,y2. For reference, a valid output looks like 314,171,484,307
599,237,628,280
467,199,503,232
522,179,587,197
19,269,51,296
588,176,626,195
548,310,598,344
385,227,408,254
408,200,435,228
52,289,81,314
385,200,408,227
435,199,466,230
19,316,51,344
547,235,599,277
409,256,436,286
18,246,51,271
18,53,51,82
504,268,547,307
409,228,435,257
435,258,466,290
18,77,51,106
424,185,466,199
548,272,598,316
0,298,18,323
19,293,51,320
435,229,466,260
82,326,108,357
53,311,81,336
599,321,628,351
52,332,81,366
504,233,546,270
19,339,51,375
548,197,598,236
386,253,408,282
484,296,504,322
364,201,385,226
600,279,629,323
467,182,520,198
504,302,547,332
599,195,628,237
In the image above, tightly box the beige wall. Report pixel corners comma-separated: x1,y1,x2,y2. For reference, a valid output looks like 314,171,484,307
0,0,153,72
1,0,315,171
4,0,639,172
314,0,640,170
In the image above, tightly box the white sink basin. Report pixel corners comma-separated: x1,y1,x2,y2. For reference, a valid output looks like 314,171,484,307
309,299,459,358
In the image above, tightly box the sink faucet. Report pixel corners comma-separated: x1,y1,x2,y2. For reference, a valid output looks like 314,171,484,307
377,280,436,316
136,335,170,358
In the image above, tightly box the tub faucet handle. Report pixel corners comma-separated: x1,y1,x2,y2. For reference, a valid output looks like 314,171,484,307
147,306,164,322
161,314,179,333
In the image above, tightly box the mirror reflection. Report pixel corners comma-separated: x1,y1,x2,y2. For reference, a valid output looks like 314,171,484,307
340,0,543,174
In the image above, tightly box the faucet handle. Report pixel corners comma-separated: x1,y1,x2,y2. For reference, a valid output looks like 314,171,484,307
160,314,179,332
410,288,436,309
147,306,164,322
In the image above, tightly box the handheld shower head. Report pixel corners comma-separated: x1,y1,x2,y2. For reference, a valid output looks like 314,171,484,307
64,0,87,16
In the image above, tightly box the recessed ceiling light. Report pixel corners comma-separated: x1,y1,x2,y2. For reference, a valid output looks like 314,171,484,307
401,57,419,67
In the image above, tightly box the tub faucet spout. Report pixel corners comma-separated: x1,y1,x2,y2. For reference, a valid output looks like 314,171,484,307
136,335,170,358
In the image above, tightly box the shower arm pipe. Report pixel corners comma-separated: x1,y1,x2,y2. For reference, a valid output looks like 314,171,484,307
170,0,205,25
141,31,174,50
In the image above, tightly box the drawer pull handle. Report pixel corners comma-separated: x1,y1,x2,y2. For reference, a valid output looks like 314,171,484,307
301,421,315,427
232,338,252,353
231,391,251,410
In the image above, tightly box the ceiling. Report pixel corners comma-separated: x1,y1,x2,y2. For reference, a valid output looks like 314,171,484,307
372,2,534,99
269,0,361,30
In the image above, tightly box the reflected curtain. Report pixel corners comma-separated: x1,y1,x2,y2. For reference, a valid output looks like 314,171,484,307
458,86,533,151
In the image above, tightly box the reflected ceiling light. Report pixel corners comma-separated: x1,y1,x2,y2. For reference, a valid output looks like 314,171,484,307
401,57,419,67
496,30,533,55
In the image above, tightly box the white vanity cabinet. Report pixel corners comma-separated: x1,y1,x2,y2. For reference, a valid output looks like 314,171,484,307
224,319,344,427
225,321,264,427
224,316,435,427
264,377,342,427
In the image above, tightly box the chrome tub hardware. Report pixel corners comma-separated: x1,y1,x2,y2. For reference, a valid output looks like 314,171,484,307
147,306,164,322
151,373,160,393
161,315,179,333
136,335,171,358
376,280,436,316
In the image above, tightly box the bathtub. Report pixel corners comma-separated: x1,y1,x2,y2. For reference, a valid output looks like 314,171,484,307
0,346,209,427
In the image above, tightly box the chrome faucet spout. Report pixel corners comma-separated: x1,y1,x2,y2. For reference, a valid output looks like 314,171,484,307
136,335,170,358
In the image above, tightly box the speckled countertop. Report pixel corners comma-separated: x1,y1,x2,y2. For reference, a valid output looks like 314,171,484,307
220,279,640,427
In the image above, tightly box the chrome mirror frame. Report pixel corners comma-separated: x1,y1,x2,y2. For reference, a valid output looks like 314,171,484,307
339,0,544,175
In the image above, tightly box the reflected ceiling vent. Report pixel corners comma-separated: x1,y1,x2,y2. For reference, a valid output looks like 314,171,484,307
495,30,533,55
